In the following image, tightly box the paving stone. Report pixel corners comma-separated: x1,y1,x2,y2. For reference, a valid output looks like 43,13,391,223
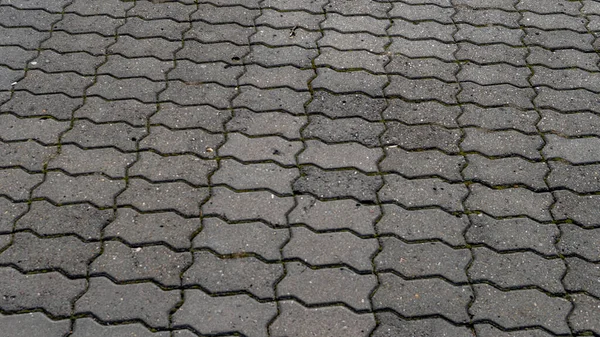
172,330,201,337
178,40,248,64
456,42,527,66
464,154,548,189
62,120,146,152
0,114,70,145
523,12,587,32
380,174,467,212
0,267,86,317
48,145,135,178
270,300,375,337
382,122,462,153
455,7,520,27
373,274,472,323
16,200,111,240
0,46,37,69
475,323,555,337
524,28,594,51
74,97,153,126
129,1,196,21
130,152,216,186
262,0,327,12
66,0,133,17
466,213,559,256
527,47,600,71
105,208,199,250
0,168,43,201
3,92,79,122
109,36,180,60
462,128,543,160
54,14,124,36
398,0,453,6
193,217,288,260
539,109,600,137
193,3,259,26
389,1,453,23
0,66,23,91
2,0,71,12
316,47,389,73
381,147,465,181
564,257,600,297
227,109,305,139
318,30,388,53
71,318,170,337
252,26,320,49
239,65,313,90
219,133,302,166
299,140,382,172
377,204,468,247
376,237,470,282
278,262,377,310
322,13,389,35
373,312,473,337
118,179,209,216
233,86,310,115
457,63,530,88
187,21,253,45
469,247,565,293
558,224,600,260
173,290,276,337
465,184,553,221
152,103,229,132
457,105,539,133
293,166,383,203
327,0,390,17
91,241,191,287
256,8,323,30
283,226,378,271
455,24,523,46
169,61,242,87
0,312,70,337
0,232,99,277
0,26,50,50
303,115,382,147
288,195,379,235
459,83,535,109
139,125,224,158
388,19,456,42
307,91,386,121
547,161,600,193
34,171,124,207
203,187,294,226
383,100,461,128
543,134,600,164
534,87,600,113
245,44,318,68
212,159,299,194
313,68,387,97
30,50,103,76
532,67,600,92
569,294,600,335
0,7,61,31
471,284,571,334
183,251,282,299
41,31,114,56
583,0,600,14
88,75,165,103
386,55,458,82
0,196,27,232
75,277,179,328
0,140,56,172
120,17,188,41
14,70,93,97
99,55,172,81
386,76,459,104
517,0,581,15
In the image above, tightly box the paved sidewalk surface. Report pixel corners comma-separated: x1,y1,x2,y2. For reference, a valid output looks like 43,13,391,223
1,0,600,336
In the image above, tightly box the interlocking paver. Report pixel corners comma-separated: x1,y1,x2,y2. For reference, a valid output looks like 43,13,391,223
233,86,310,115
48,145,136,178
252,26,320,48
0,168,43,201
558,224,600,260
564,257,600,297
376,237,470,282
534,87,600,113
539,109,600,137
30,50,103,76
71,318,170,337
74,97,154,126
0,7,61,31
66,0,133,17
88,75,165,103
0,114,69,145
227,109,305,139
75,276,179,328
463,154,549,189
317,47,389,73
307,91,386,121
105,209,199,250
319,30,388,53
322,13,389,35
0,140,56,172
326,0,390,18
458,83,535,109
62,120,147,151
15,70,94,97
187,21,253,45
193,3,258,26
169,60,242,87
527,47,600,71
130,152,217,186
212,159,299,194
465,184,553,221
524,28,594,50
256,9,323,31
120,17,188,41
299,140,382,172
386,55,458,82
183,251,283,299
240,65,312,91
270,300,375,337
278,262,377,310
33,171,124,207
139,125,224,158
303,115,383,147
455,7,520,27
475,324,554,337
383,100,461,128
91,241,191,287
457,63,530,88
388,19,456,42
462,128,543,159
0,312,70,337
570,294,600,335
0,26,50,50
457,105,539,133
109,36,180,60
129,1,196,21
456,42,527,66
313,68,387,97
0,46,38,69
0,196,27,233
41,31,114,56
219,133,302,166
386,76,459,104
152,103,229,132
382,122,462,153
547,161,600,193
373,312,473,337
262,0,326,12
245,44,317,68
99,55,172,81
532,67,600,92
